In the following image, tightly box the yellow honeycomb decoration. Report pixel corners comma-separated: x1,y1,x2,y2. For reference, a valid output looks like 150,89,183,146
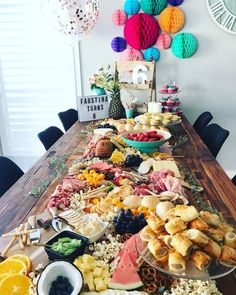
159,6,185,34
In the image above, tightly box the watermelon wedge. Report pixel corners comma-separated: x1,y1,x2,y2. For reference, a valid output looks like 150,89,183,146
114,234,139,269
109,251,143,290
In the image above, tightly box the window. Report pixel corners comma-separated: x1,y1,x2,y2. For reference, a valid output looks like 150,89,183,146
0,0,81,169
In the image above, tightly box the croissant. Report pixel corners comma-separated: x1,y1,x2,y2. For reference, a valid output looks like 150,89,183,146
174,205,199,222
165,217,187,235
170,233,193,257
190,250,212,270
203,238,221,259
219,246,236,266
189,218,209,230
200,211,221,226
168,252,185,272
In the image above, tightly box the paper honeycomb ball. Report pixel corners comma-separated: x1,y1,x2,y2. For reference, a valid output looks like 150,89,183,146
112,10,127,26
144,47,160,61
119,48,144,61
156,34,172,49
124,13,159,50
111,37,127,52
159,6,185,34
124,0,141,15
171,33,198,58
168,0,184,6
141,0,167,15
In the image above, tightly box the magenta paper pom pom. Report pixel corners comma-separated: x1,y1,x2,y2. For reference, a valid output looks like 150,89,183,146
124,13,159,50
156,34,172,49
111,37,127,52
119,48,144,61
112,10,127,26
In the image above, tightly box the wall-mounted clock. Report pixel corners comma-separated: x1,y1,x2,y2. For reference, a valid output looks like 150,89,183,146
206,0,236,34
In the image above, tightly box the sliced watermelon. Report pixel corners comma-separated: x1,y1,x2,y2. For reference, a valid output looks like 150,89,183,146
109,251,143,290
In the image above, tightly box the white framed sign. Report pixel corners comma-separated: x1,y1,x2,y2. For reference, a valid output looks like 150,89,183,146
77,94,109,122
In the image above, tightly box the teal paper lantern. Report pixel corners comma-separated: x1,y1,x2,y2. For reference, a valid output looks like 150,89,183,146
171,33,198,58
124,0,141,15
141,0,167,15
144,47,160,61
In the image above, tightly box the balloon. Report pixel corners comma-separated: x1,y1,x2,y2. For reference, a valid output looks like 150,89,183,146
40,0,100,36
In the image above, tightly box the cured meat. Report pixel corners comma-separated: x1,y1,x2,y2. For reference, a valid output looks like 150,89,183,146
163,175,184,195
148,169,174,183
88,161,122,174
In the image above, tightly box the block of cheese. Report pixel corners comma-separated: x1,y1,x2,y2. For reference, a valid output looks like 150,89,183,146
94,128,114,135
153,160,181,178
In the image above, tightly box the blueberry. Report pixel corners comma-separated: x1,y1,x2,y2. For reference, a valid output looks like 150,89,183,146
138,213,145,219
113,216,118,223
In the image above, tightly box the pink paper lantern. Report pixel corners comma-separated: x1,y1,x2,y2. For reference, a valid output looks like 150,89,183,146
119,48,144,61
112,9,127,26
124,13,159,50
156,34,172,50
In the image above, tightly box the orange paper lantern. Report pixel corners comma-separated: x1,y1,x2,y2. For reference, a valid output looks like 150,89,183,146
158,6,185,34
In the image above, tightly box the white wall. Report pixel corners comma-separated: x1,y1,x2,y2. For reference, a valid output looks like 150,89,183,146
80,0,236,176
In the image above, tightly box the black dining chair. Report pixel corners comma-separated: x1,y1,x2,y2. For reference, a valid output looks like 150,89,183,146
232,175,236,186
0,156,24,197
38,126,64,151
201,123,229,158
193,111,213,136
58,108,78,131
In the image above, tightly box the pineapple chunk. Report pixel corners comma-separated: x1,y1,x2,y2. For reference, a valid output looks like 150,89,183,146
101,269,110,278
83,272,93,285
83,254,96,264
79,263,91,272
94,278,107,292
86,273,95,291
93,267,103,278
104,277,111,285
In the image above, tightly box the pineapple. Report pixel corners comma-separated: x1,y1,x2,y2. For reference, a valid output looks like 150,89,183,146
108,89,125,120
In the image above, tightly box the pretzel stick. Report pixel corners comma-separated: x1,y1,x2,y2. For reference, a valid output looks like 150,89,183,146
1,224,24,256
22,223,27,243
2,229,37,238
18,226,25,250
26,222,31,246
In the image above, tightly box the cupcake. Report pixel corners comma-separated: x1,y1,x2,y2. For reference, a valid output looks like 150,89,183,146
167,86,177,94
160,85,168,93
174,97,180,106
166,98,175,107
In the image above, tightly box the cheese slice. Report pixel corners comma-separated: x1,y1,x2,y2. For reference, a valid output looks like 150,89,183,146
94,128,114,135
153,160,181,178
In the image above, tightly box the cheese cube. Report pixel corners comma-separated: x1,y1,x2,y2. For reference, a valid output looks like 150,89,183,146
93,267,103,278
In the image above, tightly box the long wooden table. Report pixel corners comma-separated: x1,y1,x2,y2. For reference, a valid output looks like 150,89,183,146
0,116,235,293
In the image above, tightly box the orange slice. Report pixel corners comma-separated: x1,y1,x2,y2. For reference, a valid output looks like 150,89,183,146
9,255,32,273
0,274,12,283
0,274,32,295
0,259,27,275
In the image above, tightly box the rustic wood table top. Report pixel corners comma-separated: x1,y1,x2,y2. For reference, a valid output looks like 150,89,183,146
0,116,235,293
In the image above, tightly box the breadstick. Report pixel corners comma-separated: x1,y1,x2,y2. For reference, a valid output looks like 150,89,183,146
1,224,24,256
22,223,27,243
2,229,37,237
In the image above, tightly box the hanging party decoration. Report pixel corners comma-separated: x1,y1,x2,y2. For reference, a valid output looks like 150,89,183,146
159,6,185,34
119,48,144,61
144,47,160,61
167,0,184,6
112,10,127,26
171,33,198,58
141,0,167,16
111,37,127,52
156,34,172,49
124,0,141,15
124,13,159,50
40,0,100,36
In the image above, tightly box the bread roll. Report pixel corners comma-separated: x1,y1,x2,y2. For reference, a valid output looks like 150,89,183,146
200,211,221,226
147,215,165,234
203,238,221,259
224,232,236,249
148,238,169,263
142,195,160,209
165,217,187,235
170,233,193,257
168,252,185,272
140,225,156,242
204,227,224,242
220,246,236,266
186,229,209,246
190,250,212,270
174,205,199,222
156,201,174,221
122,195,142,209
189,218,209,230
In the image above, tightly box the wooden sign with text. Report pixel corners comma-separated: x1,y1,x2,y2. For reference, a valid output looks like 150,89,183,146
77,94,109,122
